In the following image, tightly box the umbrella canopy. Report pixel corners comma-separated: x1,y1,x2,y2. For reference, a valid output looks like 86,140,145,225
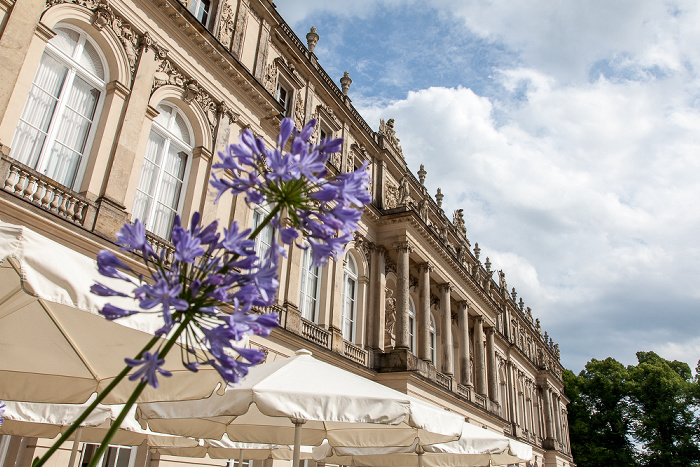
0,399,198,448
153,436,315,460
314,422,533,467
0,221,222,404
137,350,466,466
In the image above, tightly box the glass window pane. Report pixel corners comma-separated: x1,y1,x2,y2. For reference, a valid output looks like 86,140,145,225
51,27,80,57
79,39,105,80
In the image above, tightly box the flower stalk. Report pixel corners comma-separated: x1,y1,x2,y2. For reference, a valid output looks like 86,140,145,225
29,117,370,467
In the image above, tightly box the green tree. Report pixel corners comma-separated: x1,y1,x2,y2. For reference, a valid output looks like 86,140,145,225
627,351,700,467
563,358,638,467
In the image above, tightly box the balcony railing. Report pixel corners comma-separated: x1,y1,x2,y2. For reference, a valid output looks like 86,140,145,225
343,340,368,366
1,156,96,227
145,231,176,265
456,383,472,400
301,319,331,348
435,371,452,391
474,393,488,409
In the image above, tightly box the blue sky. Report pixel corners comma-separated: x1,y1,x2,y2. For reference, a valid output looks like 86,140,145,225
277,0,700,374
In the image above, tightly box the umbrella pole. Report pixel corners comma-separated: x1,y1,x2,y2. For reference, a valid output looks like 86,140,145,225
291,419,305,467
237,449,243,467
68,427,83,467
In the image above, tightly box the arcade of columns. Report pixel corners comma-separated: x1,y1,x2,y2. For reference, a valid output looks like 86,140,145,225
362,238,567,451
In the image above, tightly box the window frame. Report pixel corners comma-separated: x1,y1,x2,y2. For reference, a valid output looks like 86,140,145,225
10,24,108,191
299,245,321,323
341,254,358,342
408,297,417,352
132,101,194,239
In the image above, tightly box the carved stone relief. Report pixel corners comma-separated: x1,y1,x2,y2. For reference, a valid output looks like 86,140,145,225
384,178,399,209
217,0,237,49
262,61,277,95
453,209,467,238
384,288,396,348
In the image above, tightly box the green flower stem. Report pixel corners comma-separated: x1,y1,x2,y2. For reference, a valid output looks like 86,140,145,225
86,314,194,467
249,204,281,241
32,334,161,467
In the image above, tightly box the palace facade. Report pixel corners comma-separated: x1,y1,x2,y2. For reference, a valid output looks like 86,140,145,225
0,0,573,466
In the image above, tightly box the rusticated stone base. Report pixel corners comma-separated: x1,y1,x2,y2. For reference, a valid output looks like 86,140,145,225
92,197,129,239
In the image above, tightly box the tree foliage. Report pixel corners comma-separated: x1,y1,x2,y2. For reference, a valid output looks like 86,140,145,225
565,352,700,467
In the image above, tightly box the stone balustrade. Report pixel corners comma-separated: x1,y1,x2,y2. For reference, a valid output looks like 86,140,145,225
343,340,368,366
1,156,96,227
301,318,331,348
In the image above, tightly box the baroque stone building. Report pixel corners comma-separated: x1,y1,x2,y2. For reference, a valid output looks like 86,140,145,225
0,0,573,466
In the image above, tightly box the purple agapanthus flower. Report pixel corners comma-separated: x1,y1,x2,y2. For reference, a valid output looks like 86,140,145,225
211,117,371,267
92,117,370,387
125,351,172,389
0,401,5,428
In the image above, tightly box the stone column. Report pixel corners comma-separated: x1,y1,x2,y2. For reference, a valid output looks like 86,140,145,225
541,384,556,448
418,262,432,361
371,246,386,350
439,283,453,375
506,361,517,424
0,0,46,131
94,44,157,237
457,301,472,387
393,241,412,349
486,326,498,403
474,315,487,396
554,394,563,443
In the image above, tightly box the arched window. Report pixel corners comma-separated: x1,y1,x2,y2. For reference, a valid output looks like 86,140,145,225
341,254,358,342
132,102,193,239
429,313,437,364
299,246,320,323
408,298,417,352
10,25,107,189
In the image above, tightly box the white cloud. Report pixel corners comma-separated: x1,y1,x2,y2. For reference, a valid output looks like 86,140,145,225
356,73,700,371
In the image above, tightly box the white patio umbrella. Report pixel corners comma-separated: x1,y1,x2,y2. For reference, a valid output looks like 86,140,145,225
0,221,223,404
152,435,315,460
0,398,199,467
137,349,466,467
313,422,533,467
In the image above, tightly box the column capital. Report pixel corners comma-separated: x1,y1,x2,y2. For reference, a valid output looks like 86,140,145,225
475,314,484,323
439,282,452,293
456,300,469,310
485,326,495,336
418,261,433,272
393,240,413,253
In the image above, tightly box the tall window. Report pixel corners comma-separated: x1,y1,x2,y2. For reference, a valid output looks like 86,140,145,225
132,102,192,239
341,254,358,342
80,444,134,467
252,205,274,260
276,82,291,116
299,246,320,322
429,314,437,364
408,298,417,352
189,0,212,28
10,26,107,189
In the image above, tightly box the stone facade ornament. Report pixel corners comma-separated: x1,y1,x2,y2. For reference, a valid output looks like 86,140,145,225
435,188,443,208
498,270,507,290
473,242,480,261
306,26,319,52
262,62,278,95
340,71,352,95
417,197,428,221
453,209,466,237
397,174,409,206
384,178,399,209
217,0,237,48
511,287,517,302
294,91,305,127
418,164,427,185
535,318,542,336
378,118,404,157
384,287,397,348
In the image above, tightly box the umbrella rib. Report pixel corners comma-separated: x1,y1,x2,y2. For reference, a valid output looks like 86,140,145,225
40,298,102,382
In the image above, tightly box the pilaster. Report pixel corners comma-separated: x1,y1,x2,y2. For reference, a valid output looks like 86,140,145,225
418,262,432,362
474,315,487,396
439,282,453,375
393,241,412,349
457,300,472,388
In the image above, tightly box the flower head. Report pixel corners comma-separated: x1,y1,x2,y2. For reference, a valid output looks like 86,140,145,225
125,351,172,389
